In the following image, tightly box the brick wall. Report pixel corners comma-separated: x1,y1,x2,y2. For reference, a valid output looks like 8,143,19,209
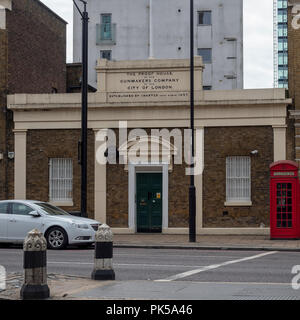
23,125,278,228
105,128,190,228
168,164,189,228
107,164,129,227
0,0,67,200
67,63,82,93
0,29,8,199
288,4,300,166
203,126,273,228
26,129,95,218
6,0,66,93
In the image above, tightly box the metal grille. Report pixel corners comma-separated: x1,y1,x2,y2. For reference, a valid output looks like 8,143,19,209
49,158,73,201
226,156,251,202
276,183,293,228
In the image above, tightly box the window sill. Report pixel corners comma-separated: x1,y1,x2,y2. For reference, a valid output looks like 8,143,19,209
49,201,74,207
224,201,252,207
96,40,116,46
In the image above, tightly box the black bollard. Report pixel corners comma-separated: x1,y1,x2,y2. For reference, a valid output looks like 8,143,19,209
20,229,50,300
91,224,115,280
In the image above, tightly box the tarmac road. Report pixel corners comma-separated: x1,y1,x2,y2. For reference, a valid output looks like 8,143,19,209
1,246,300,299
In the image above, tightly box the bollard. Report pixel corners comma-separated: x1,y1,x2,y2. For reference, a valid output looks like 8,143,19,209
20,229,50,300
91,224,115,280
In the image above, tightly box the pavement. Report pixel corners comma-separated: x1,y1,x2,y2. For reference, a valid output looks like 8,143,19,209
112,233,300,252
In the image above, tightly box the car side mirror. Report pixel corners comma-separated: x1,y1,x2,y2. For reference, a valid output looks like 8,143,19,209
28,210,41,217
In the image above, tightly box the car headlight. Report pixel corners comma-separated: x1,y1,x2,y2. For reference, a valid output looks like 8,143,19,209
72,223,89,229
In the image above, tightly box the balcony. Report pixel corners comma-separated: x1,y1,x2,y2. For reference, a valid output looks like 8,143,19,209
96,23,116,45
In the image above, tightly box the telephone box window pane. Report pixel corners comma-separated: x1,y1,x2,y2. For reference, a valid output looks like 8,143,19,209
276,183,292,228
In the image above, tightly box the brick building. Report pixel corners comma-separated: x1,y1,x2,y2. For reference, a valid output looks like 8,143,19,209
0,0,67,200
7,57,292,235
288,1,300,163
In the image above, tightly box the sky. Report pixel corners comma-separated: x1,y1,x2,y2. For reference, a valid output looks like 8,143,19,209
40,0,274,89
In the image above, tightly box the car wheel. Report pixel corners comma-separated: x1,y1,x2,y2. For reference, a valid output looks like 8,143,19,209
45,227,68,250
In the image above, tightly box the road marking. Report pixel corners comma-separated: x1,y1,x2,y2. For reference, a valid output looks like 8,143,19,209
114,253,250,259
185,281,292,286
48,261,93,265
156,251,278,282
47,261,207,268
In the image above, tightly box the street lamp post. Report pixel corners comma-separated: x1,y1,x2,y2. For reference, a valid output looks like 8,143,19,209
73,0,89,218
189,0,196,243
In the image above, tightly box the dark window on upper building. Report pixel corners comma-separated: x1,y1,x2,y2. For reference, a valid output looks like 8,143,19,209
100,50,112,60
101,14,112,40
197,48,212,64
203,86,212,90
198,11,212,25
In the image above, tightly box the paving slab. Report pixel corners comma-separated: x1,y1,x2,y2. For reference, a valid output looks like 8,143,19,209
62,280,300,300
112,234,300,252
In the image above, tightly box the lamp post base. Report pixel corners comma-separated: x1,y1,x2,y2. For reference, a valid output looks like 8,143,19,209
189,185,196,243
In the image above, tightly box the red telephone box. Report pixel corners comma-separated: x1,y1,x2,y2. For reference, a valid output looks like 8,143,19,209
270,160,300,239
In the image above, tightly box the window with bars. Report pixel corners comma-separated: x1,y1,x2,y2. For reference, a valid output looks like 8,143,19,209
226,156,251,202
49,158,73,202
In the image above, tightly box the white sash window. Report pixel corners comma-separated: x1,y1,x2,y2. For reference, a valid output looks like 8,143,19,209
226,156,251,203
49,158,73,202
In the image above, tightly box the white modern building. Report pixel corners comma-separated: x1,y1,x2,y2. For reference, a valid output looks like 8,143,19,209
73,0,243,90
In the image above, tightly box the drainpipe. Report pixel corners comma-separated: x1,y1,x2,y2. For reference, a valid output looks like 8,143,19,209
149,0,154,59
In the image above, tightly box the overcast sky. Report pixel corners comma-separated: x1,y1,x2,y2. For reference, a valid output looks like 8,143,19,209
40,0,274,89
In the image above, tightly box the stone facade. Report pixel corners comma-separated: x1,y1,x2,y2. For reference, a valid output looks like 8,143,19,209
0,0,67,200
7,58,291,234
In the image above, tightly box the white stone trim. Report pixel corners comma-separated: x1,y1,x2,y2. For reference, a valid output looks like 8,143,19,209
49,201,74,207
113,227,270,235
111,228,135,234
94,129,107,224
14,130,27,199
128,162,169,232
273,125,287,161
195,127,204,231
224,201,252,207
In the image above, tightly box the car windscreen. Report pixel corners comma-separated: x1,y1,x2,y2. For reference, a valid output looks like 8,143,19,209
34,203,71,216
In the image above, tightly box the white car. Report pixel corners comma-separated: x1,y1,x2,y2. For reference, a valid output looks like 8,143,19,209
0,200,101,249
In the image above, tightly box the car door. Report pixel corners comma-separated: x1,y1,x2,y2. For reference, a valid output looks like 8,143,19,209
6,202,44,242
0,202,9,241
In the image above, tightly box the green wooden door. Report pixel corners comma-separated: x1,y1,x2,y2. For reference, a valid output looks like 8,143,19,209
136,173,162,233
